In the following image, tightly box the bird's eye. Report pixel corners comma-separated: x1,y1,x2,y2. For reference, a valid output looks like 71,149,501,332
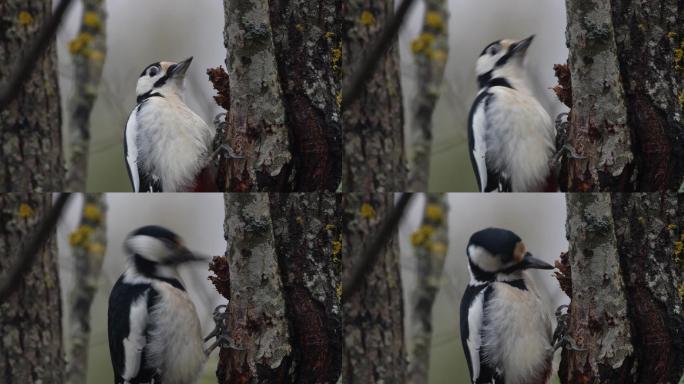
148,66,159,77
489,45,501,55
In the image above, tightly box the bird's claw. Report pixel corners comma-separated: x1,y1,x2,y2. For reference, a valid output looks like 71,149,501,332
203,304,243,356
211,144,243,161
552,144,585,165
552,304,586,352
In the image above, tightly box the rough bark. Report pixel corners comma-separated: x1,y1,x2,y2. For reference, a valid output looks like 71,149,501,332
215,0,343,192
65,0,107,191
564,0,633,192
407,1,449,192
407,193,448,384
66,193,107,384
560,193,684,383
215,193,343,383
610,1,684,192
0,0,64,192
341,1,407,192
269,1,344,191
342,193,406,383
0,194,64,383
217,193,291,382
562,0,684,191
268,193,343,383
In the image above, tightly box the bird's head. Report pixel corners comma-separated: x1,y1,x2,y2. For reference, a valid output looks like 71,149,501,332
475,35,534,88
135,57,193,102
124,225,206,277
466,227,553,282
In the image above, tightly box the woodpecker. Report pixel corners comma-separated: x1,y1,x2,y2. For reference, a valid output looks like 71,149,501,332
460,228,554,384
468,36,556,192
108,225,212,384
124,57,218,192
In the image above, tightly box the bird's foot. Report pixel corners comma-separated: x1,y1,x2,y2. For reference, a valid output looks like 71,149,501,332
552,144,584,165
552,304,586,352
204,304,243,356
211,143,243,161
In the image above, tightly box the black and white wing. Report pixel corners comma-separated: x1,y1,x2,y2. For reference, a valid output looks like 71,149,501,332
460,284,503,383
124,105,162,192
108,276,158,383
467,91,510,192
124,107,142,192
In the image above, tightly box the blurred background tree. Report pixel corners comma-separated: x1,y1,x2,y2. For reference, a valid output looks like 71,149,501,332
0,194,65,382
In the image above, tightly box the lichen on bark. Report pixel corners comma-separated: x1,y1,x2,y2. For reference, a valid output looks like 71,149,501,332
341,1,407,192
0,193,64,382
0,0,64,192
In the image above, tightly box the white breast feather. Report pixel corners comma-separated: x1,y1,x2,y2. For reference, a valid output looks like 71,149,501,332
147,281,206,384
125,108,141,192
481,280,553,384
471,97,489,192
136,97,215,192
122,292,149,380
485,87,555,192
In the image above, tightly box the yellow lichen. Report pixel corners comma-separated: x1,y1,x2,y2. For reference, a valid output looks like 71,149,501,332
336,283,342,301
336,92,342,108
430,49,448,62
325,224,336,231
18,11,33,26
674,49,683,65
667,31,678,39
360,203,376,219
295,23,304,32
69,225,94,246
411,225,435,246
411,32,435,55
668,224,678,230
88,50,105,62
83,203,102,222
638,216,646,225
332,240,342,255
332,48,342,63
675,241,683,257
679,91,684,108
425,204,443,222
88,242,105,255
83,11,101,29
360,10,376,26
430,241,447,255
679,282,684,300
18,203,33,218
296,216,303,224
69,32,93,54
324,31,335,39
425,11,443,30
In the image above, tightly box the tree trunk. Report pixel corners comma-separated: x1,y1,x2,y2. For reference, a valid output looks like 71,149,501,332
212,193,343,383
66,194,107,384
561,0,684,191
407,193,448,384
0,0,64,192
213,0,343,192
65,0,107,191
342,193,406,383
341,0,407,192
407,1,449,192
560,193,684,383
0,194,64,383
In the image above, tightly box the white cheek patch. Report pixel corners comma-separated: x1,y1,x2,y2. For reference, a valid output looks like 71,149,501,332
468,245,500,272
126,235,169,263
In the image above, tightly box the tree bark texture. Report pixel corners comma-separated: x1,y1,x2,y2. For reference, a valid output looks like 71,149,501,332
562,0,684,191
66,193,107,384
341,1,407,192
216,0,343,192
407,1,449,192
65,0,107,191
407,193,448,384
0,194,64,383
215,193,343,383
0,0,64,192
560,193,684,383
342,193,406,383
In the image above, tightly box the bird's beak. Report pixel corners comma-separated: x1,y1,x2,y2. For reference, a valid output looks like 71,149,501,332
168,245,209,265
519,252,554,270
512,35,534,56
170,57,193,78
